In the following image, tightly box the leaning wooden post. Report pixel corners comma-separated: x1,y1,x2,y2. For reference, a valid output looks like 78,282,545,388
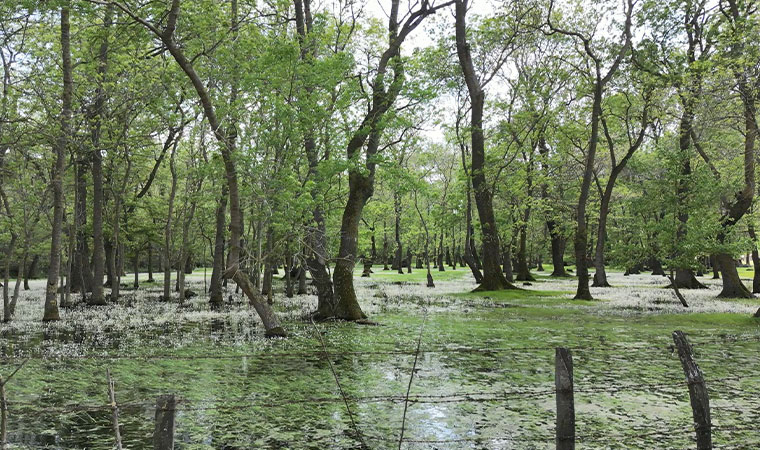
154,394,176,450
0,359,27,449
1,376,7,449
106,369,123,450
555,347,575,450
672,331,712,450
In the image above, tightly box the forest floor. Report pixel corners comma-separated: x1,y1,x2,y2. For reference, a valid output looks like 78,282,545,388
1,266,759,449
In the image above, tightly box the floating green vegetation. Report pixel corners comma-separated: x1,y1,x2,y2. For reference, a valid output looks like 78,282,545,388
1,272,759,449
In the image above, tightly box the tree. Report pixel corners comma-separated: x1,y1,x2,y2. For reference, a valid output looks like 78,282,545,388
545,0,634,300
454,0,526,291
111,0,286,336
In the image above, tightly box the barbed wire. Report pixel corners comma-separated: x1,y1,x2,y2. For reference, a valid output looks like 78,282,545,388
2,335,758,363
4,373,754,417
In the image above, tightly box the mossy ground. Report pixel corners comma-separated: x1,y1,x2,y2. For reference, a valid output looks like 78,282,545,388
1,269,758,449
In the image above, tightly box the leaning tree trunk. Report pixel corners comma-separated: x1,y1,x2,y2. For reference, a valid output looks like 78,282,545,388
44,4,71,322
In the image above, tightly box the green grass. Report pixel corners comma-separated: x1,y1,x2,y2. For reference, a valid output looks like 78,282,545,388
353,264,470,282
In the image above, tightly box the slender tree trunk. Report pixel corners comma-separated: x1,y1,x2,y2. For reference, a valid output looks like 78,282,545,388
44,4,72,322
24,254,38,290
162,146,178,302
748,225,760,293
297,264,307,295
147,244,154,282
516,209,535,281
209,184,227,307
9,249,24,320
178,197,198,304
284,254,294,298
382,223,389,270
393,191,403,273
261,227,274,296
89,5,112,306
592,183,615,288
502,244,514,283
133,250,139,289
572,85,604,300
71,162,93,295
437,233,445,272
3,234,17,322
110,197,122,301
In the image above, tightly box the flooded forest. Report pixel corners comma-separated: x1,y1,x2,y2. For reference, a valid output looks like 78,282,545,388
0,0,759,448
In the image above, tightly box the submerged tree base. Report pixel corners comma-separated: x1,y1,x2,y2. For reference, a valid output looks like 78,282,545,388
472,279,519,292
264,326,288,338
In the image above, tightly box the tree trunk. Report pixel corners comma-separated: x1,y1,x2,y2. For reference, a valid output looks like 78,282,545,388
382,224,390,270
110,196,122,301
44,4,71,322
147,244,154,282
572,85,603,300
547,221,568,277
71,161,93,295
133,250,139,289
297,265,307,295
516,211,535,281
748,226,760,293
716,253,751,298
162,145,178,302
332,180,370,320
88,5,112,306
209,184,227,308
650,257,666,276
23,254,38,290
455,1,513,291
502,245,514,283
261,227,274,296
592,182,615,288
3,234,17,322
284,254,294,298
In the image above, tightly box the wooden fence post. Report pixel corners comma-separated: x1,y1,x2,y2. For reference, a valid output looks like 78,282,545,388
1,376,7,449
154,394,176,450
672,331,712,450
106,369,122,450
555,347,575,450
